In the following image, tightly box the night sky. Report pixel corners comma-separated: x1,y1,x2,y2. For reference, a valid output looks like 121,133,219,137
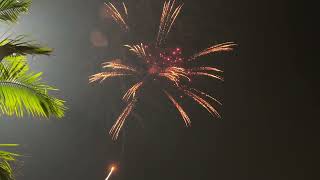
0,0,317,179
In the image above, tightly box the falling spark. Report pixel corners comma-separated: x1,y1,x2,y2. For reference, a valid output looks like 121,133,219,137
157,0,183,46
190,88,222,105
89,72,132,83
122,2,128,16
124,43,147,59
109,99,135,140
102,60,137,72
123,82,143,102
189,72,224,81
90,0,235,140
104,2,129,31
164,91,191,126
190,66,223,73
105,166,115,180
183,88,221,118
159,67,191,86
190,42,237,60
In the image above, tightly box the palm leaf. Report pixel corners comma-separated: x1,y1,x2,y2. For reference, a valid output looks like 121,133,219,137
0,160,14,180
0,150,19,161
0,144,18,147
0,0,31,23
0,144,19,180
0,36,52,61
0,58,66,118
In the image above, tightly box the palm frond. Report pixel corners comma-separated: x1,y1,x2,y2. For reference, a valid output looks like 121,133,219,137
0,58,66,118
0,0,31,23
0,144,18,147
0,150,19,161
0,160,14,180
0,144,19,180
0,36,52,61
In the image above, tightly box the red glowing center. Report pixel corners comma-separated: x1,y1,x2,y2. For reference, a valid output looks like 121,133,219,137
143,45,184,72
148,65,160,74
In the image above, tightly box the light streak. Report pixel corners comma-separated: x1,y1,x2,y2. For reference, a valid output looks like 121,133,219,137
189,72,224,81
104,2,129,31
102,60,137,72
105,166,115,180
190,42,237,60
157,0,183,46
164,91,191,126
183,88,221,118
124,43,147,59
89,72,132,83
123,82,143,102
109,99,135,140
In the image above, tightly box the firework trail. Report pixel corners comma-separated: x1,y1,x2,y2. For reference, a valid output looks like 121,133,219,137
90,0,236,140
104,2,129,31
164,90,191,126
189,42,237,60
105,166,115,180
109,98,136,140
157,0,183,46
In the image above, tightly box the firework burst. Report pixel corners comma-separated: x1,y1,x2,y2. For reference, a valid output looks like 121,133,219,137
90,0,236,140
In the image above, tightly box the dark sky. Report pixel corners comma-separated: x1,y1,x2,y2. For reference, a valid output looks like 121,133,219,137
0,0,318,179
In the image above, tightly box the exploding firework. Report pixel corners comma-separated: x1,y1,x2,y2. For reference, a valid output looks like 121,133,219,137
90,0,236,140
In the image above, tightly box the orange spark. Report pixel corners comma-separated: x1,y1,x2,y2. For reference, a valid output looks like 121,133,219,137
164,91,191,126
157,0,183,46
89,72,132,83
159,67,191,86
123,82,144,102
122,2,128,16
105,166,115,180
104,2,128,31
190,88,222,105
190,42,236,60
109,99,136,140
190,66,223,73
124,43,147,58
189,72,224,81
102,61,137,72
183,89,221,118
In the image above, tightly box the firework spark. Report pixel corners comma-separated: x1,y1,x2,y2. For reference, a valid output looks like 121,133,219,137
109,99,136,140
124,44,147,59
104,2,129,31
190,88,222,105
183,88,221,118
159,67,191,86
90,0,236,140
164,90,191,126
105,166,115,180
157,0,183,46
89,72,132,83
102,60,137,72
123,82,143,102
190,42,237,60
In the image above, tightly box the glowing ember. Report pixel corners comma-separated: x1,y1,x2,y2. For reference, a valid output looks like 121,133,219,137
105,166,115,180
148,65,160,74
136,45,185,68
